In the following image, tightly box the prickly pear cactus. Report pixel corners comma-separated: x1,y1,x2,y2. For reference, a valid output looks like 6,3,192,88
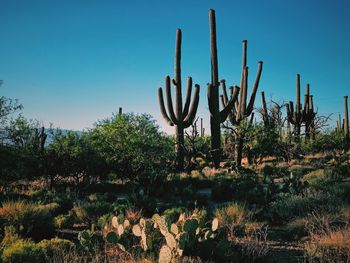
159,245,172,263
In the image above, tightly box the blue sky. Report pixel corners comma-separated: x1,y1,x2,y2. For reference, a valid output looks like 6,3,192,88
0,0,349,132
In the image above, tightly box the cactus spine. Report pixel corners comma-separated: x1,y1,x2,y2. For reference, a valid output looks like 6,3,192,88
158,29,200,170
208,9,240,167
220,40,263,166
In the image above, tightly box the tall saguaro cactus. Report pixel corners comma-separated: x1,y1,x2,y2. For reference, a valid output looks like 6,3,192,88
158,29,200,170
219,40,263,165
286,74,303,139
344,96,349,145
208,9,240,167
286,74,316,141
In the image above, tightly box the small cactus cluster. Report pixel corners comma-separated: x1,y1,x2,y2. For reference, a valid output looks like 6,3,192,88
78,225,103,251
100,211,219,263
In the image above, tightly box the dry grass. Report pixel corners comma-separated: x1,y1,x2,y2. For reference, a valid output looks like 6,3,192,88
304,210,350,262
214,202,251,226
125,208,142,224
304,227,350,262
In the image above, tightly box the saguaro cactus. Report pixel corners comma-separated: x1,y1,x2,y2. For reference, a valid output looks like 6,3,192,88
219,40,263,166
158,29,200,170
303,85,316,140
208,9,240,167
286,74,303,139
344,96,349,145
261,91,270,127
286,74,315,141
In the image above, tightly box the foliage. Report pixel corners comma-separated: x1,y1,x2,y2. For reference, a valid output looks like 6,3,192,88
0,201,55,241
301,130,347,154
89,113,174,187
45,130,108,187
54,214,75,229
38,237,75,258
73,201,112,225
1,239,45,263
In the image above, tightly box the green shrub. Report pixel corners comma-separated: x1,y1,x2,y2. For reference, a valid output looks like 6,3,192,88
1,239,45,263
0,201,55,241
267,193,340,224
54,214,75,229
73,201,112,225
282,218,308,241
212,180,235,202
38,237,75,258
214,202,251,226
0,226,21,249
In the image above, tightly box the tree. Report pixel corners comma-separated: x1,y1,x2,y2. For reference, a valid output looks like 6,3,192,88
89,113,174,188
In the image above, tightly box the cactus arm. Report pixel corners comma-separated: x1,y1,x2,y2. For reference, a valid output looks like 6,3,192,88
208,84,216,116
261,91,269,126
239,66,248,119
158,88,174,126
246,61,263,115
209,9,219,87
174,29,183,121
220,86,240,122
183,84,200,128
221,79,229,106
182,77,193,117
165,76,178,125
220,95,225,109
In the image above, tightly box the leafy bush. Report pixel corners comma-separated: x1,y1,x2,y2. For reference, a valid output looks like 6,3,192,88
38,237,75,258
214,202,251,226
54,214,75,229
267,193,340,224
0,201,55,241
73,201,112,225
89,113,174,187
1,239,45,263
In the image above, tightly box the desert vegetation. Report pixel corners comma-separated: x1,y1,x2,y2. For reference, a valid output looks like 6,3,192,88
1,8,349,263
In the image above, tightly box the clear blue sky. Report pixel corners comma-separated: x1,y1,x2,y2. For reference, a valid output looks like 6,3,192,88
0,0,349,132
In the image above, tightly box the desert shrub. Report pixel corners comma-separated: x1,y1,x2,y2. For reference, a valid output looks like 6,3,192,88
1,239,45,263
301,130,346,154
89,113,174,187
38,237,75,258
54,214,75,229
211,179,235,202
0,201,55,241
261,165,289,178
282,218,308,241
0,226,21,249
267,193,340,224
73,201,112,225
214,202,251,226
304,227,350,262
